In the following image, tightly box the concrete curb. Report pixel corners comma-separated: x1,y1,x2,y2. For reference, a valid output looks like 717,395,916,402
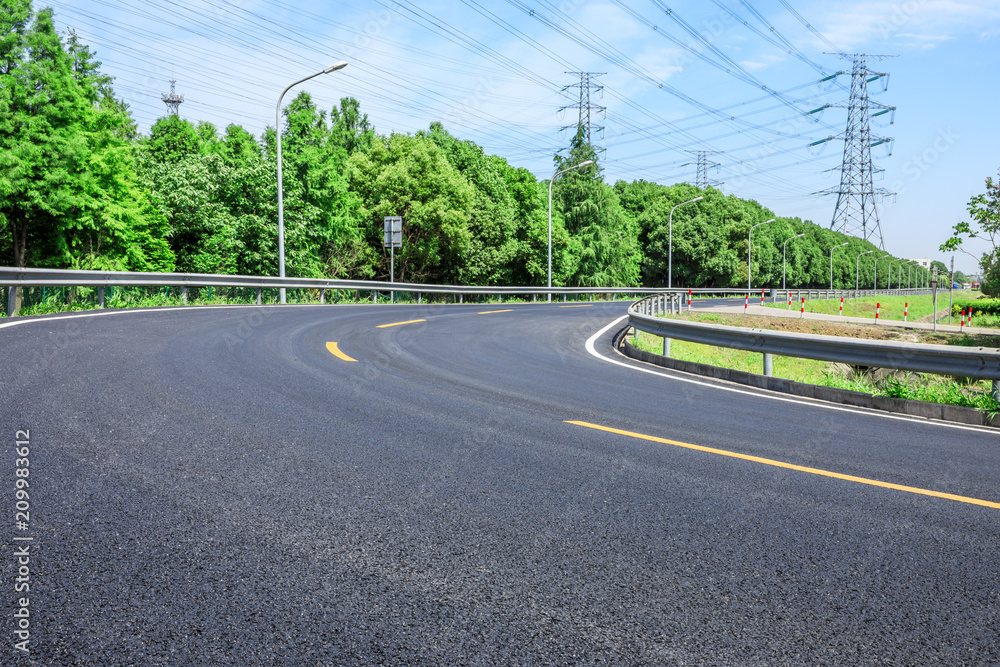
615,327,999,429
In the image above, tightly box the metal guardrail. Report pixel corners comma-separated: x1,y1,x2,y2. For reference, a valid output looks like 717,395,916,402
0,266,928,317
627,295,1000,381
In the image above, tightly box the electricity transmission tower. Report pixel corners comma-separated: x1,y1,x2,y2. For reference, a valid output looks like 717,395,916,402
818,54,896,249
161,79,185,116
560,72,606,152
684,150,723,189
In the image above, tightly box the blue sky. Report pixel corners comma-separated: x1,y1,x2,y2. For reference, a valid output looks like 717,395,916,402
45,0,1000,276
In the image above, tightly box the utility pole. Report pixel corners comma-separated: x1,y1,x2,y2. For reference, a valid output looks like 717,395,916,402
560,72,606,153
816,54,896,249
161,79,185,116
683,150,723,189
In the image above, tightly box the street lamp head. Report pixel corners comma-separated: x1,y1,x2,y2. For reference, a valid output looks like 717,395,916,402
692,196,703,203
576,159,594,168
324,61,349,73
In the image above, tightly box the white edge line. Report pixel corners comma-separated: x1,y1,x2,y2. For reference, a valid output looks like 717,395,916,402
586,316,1000,437
0,304,311,330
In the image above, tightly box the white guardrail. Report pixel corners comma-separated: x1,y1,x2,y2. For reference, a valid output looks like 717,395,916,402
627,294,1000,383
1,266,926,317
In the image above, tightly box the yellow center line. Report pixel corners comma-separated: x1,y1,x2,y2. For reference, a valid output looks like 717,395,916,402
479,309,513,314
566,420,1000,510
325,342,357,362
376,319,426,328
559,304,593,308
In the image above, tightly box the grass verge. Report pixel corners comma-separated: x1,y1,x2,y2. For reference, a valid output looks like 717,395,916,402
632,324,999,414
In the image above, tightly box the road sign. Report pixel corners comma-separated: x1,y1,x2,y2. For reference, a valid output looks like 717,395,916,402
383,216,401,248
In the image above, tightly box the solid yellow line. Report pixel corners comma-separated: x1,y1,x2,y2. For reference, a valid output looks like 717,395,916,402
376,319,426,328
559,304,593,308
479,309,513,314
326,342,357,362
565,420,1000,510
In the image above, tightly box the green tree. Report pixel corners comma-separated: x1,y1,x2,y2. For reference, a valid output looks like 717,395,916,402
0,2,89,269
941,172,1000,295
553,125,641,286
348,132,473,284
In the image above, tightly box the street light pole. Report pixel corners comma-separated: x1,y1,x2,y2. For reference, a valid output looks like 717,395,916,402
782,233,805,290
830,242,848,290
748,218,776,293
875,254,892,290
548,159,594,302
276,61,348,304
668,195,702,289
856,249,876,290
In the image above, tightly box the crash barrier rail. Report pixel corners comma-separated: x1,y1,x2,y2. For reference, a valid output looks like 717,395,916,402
0,266,927,317
627,295,1000,391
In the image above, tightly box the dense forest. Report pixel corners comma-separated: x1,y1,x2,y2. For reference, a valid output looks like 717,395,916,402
1,3,927,293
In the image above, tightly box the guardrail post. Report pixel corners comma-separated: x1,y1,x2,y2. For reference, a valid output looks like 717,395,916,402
320,289,325,305
256,288,261,305
663,336,671,357
459,294,463,304
993,380,999,405
563,294,567,303
98,286,105,308
373,291,377,304
6,286,16,317
763,353,773,377
418,292,421,304
181,286,187,304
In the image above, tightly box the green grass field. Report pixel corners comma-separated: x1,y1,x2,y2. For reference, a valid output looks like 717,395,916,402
631,329,998,413
765,293,948,321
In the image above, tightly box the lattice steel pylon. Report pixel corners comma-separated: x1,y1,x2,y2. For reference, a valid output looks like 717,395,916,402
161,79,185,116
560,72,606,152
684,150,723,189
821,54,896,249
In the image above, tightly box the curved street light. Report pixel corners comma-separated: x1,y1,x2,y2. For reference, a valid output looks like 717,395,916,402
748,218,776,292
856,249,876,290
276,61,348,304
782,233,805,290
548,159,594,302
875,254,893,290
830,242,849,290
668,196,703,289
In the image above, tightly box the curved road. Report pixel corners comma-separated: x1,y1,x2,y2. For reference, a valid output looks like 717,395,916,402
2,302,999,665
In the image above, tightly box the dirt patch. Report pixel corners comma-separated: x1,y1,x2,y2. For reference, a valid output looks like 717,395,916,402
675,313,1000,348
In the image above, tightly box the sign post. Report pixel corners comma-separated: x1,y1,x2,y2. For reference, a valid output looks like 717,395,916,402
383,216,402,304
931,266,938,332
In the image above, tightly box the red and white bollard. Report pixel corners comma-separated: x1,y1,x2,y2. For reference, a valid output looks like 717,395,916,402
788,292,793,310
876,302,880,323
839,296,844,317
800,296,806,318
688,289,692,311
904,302,908,322
960,309,965,331
760,289,765,306
744,294,749,314
969,309,974,328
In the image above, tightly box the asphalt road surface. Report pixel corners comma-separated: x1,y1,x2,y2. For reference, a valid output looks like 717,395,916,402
2,301,998,665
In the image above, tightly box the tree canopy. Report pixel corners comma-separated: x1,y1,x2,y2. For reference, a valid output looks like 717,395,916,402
3,1,936,295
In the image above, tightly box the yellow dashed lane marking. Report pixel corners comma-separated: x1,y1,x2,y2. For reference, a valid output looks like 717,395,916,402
326,342,357,362
566,420,1000,510
376,319,426,328
479,309,513,314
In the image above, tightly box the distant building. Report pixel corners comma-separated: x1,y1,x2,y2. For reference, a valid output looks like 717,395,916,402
911,258,931,269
